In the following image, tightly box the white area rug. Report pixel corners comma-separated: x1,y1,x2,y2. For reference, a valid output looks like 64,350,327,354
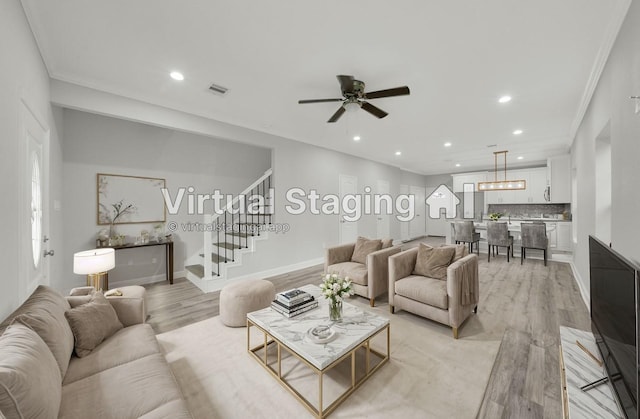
157,300,500,419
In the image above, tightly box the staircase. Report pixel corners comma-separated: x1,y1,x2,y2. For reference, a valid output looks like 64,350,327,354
185,169,273,292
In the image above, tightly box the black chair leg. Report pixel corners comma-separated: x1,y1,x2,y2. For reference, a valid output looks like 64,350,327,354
544,249,547,266
507,246,510,262
521,247,524,265
488,245,491,262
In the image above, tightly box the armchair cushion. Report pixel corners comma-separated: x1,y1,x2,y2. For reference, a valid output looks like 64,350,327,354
413,244,455,280
449,243,469,262
381,238,393,249
327,262,368,285
351,236,382,264
395,275,448,310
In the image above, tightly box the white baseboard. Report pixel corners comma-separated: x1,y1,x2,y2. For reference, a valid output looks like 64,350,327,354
227,257,324,283
568,261,590,311
109,271,186,288
187,257,325,294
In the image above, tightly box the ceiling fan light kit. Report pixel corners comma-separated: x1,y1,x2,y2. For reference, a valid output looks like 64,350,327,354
477,150,527,191
298,75,410,123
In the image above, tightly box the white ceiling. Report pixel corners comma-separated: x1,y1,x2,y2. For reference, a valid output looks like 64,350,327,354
21,0,626,175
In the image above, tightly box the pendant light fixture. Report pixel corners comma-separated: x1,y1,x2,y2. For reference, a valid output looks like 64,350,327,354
477,150,526,191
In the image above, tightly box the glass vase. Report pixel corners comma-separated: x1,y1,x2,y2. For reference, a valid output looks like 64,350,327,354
328,300,343,322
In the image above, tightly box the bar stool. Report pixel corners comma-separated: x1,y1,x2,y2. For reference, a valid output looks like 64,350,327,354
487,222,514,262
454,221,480,254
521,223,548,266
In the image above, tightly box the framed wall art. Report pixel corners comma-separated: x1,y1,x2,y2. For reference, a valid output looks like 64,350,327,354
97,173,166,225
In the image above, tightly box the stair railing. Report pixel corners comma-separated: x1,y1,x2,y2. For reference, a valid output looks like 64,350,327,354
203,169,273,279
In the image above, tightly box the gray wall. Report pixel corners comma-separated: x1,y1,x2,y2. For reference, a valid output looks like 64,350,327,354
0,0,64,318
571,1,640,297
61,109,271,290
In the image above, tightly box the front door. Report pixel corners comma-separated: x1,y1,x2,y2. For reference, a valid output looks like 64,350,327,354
20,100,50,301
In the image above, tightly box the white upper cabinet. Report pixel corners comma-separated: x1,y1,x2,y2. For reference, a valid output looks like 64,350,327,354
548,155,571,203
452,172,487,193
483,167,548,204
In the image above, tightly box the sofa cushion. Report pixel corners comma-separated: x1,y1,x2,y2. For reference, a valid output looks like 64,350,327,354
138,399,193,419
13,306,75,378
0,286,74,378
351,236,382,264
413,243,455,280
0,323,62,419
327,262,368,286
395,275,448,310
59,353,188,419
64,324,160,385
65,291,123,358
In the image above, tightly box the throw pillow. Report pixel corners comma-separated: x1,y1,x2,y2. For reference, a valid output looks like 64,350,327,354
351,236,383,264
413,243,456,279
65,291,123,358
0,323,62,419
381,238,393,249
441,243,469,262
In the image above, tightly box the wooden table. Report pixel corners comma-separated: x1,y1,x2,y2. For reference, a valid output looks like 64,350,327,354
99,240,174,288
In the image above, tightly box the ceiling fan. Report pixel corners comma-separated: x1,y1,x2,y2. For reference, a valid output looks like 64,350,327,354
298,75,410,123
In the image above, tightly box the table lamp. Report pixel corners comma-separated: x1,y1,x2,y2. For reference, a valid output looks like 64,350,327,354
73,248,115,291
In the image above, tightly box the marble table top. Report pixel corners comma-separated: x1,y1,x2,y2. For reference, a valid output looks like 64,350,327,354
247,284,389,370
560,326,622,418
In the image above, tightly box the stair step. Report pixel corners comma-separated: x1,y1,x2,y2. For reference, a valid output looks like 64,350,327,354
185,264,218,278
199,253,231,263
214,242,241,250
228,231,250,238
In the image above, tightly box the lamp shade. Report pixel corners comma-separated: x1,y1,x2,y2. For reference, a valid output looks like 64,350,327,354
73,248,115,274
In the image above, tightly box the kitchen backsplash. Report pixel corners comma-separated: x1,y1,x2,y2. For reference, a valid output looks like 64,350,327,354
487,203,571,219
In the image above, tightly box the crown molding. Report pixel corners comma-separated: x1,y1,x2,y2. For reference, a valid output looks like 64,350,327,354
569,0,632,145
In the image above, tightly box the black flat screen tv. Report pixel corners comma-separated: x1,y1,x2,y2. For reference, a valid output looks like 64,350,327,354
589,235,639,418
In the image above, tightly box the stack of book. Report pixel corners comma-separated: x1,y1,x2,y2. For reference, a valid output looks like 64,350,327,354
271,289,318,318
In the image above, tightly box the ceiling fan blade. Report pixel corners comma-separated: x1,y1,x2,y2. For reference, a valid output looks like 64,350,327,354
365,86,410,99
327,106,346,123
336,75,355,94
361,101,388,119
298,98,343,104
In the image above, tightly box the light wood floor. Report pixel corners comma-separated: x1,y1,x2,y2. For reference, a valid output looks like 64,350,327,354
143,237,590,419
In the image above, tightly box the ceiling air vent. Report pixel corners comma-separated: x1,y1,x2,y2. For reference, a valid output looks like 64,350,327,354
208,83,228,96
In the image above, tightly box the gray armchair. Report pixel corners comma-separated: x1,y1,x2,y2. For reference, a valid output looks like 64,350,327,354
487,222,514,262
388,246,479,339
521,223,548,266
325,239,401,307
454,221,480,254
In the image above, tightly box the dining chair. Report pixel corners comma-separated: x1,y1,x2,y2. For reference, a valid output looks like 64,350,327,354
521,223,548,266
454,221,480,254
487,222,514,262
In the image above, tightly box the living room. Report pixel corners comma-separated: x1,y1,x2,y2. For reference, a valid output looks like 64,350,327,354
2,1,640,418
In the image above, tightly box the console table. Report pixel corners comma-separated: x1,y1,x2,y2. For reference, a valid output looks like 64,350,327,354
99,240,174,288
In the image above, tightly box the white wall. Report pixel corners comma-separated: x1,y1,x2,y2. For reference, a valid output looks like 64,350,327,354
50,81,428,283
0,0,63,318
61,109,271,290
571,0,640,297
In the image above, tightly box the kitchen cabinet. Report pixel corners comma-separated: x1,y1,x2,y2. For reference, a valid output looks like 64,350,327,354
548,155,571,203
452,172,487,193
556,222,573,251
484,167,548,204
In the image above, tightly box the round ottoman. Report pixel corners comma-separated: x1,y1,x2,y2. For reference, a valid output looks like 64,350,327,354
219,279,275,327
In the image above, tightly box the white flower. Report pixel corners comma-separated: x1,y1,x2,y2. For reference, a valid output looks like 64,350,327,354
332,283,340,292
325,274,331,280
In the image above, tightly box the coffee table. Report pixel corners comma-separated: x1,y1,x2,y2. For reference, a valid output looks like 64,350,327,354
247,284,390,418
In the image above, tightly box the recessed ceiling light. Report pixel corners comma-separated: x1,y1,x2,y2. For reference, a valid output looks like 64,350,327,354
170,71,184,81
513,129,523,135
455,163,461,167
517,156,524,160
498,95,512,104
444,142,452,147
395,151,402,156
353,136,361,141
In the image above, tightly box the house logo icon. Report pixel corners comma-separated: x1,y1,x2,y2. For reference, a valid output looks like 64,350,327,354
425,184,460,219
